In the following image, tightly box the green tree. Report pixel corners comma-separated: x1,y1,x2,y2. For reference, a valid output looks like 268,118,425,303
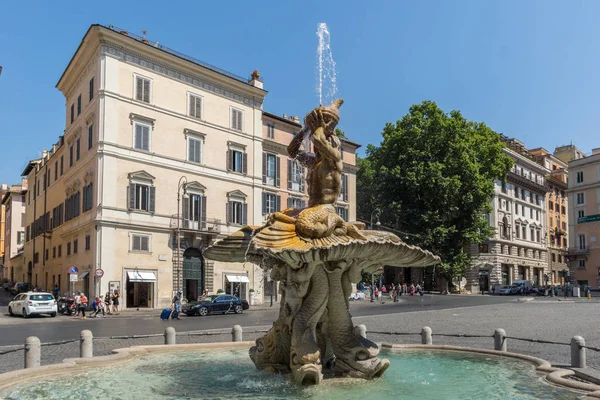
335,128,346,138
357,101,513,287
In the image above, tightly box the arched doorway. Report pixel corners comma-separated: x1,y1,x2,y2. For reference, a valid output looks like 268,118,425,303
183,248,204,301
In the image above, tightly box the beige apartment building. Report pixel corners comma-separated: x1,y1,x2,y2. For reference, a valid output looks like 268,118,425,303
1,181,27,282
21,24,359,309
567,148,600,290
529,148,569,283
468,138,549,293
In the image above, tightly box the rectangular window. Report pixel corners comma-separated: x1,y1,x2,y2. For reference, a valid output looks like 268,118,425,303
336,206,348,222
562,221,566,230
134,122,151,151
288,197,306,209
185,194,206,228
82,182,93,212
54,161,58,181
188,94,202,118
47,171,51,188
66,242,71,256
228,149,246,173
188,137,202,163
131,234,150,252
530,228,534,241
288,160,305,192
577,192,585,205
578,234,586,250
515,224,520,238
89,77,94,101
17,231,24,245
262,193,280,215
227,200,247,225
88,124,93,150
76,138,80,161
549,202,554,211
73,239,78,254
58,245,62,257
129,183,155,212
338,174,348,201
536,230,540,243
135,76,151,103
563,238,567,247
45,249,49,261
561,205,566,215
263,153,279,186
522,226,527,240
60,156,64,175
536,210,540,220
69,145,74,167
53,247,56,259
576,171,583,183
267,124,275,139
85,235,91,250
77,95,81,116
231,108,243,131
579,259,586,268
530,208,533,219
70,104,74,123
578,210,585,219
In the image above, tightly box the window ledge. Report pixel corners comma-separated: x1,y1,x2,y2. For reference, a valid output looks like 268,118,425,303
128,209,155,216
129,250,152,255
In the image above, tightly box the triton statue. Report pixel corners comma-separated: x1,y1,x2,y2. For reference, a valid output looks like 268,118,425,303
204,99,440,385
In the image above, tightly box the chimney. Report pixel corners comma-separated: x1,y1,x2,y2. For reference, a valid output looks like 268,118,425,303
42,148,48,160
283,113,287,119
21,178,28,190
292,116,300,123
249,69,263,89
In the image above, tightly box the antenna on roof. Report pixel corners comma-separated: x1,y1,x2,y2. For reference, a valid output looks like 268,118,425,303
142,29,147,37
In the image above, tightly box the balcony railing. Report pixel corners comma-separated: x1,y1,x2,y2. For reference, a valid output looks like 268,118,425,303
568,247,589,255
169,215,221,234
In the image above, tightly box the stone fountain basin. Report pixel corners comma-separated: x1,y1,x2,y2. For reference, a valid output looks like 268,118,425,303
0,342,597,399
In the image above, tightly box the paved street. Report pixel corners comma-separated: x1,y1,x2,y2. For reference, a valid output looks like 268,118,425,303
0,289,598,375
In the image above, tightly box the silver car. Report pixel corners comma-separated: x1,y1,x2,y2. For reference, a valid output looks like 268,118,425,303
8,292,58,318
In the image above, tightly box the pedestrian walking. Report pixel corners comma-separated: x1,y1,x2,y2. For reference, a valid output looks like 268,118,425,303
80,292,88,320
172,290,182,320
74,291,82,316
53,285,60,299
104,292,112,314
112,290,120,314
94,296,106,318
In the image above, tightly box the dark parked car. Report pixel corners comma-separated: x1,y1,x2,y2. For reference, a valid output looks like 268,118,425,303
9,282,32,296
183,295,249,316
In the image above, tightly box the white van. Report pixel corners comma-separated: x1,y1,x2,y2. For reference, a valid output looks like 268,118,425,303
510,280,533,295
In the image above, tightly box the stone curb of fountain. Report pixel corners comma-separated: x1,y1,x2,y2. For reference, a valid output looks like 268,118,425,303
1,340,597,397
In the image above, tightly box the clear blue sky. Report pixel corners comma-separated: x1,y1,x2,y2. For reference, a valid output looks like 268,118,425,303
1,0,598,184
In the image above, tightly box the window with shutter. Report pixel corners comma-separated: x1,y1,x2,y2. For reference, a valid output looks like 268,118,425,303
189,94,202,118
135,76,151,103
231,108,243,131
188,137,202,163
69,146,73,166
54,161,58,181
88,124,93,150
134,122,151,151
89,77,94,101
60,156,64,175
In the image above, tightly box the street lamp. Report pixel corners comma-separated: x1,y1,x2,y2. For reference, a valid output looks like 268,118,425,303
176,176,189,294
370,209,381,302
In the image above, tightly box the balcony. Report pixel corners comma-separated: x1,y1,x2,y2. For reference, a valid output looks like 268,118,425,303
507,170,549,194
170,215,222,234
568,247,589,256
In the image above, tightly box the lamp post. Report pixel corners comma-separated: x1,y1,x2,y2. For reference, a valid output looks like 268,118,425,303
370,209,381,302
176,176,189,294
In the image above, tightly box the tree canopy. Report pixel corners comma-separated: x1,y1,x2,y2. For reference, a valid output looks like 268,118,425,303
335,128,346,138
357,101,513,282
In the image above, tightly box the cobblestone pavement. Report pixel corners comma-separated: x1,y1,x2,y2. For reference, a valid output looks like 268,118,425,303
0,300,597,375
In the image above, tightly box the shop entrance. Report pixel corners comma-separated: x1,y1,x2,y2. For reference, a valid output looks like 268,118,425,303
478,270,489,292
126,270,156,308
225,274,249,300
183,248,203,301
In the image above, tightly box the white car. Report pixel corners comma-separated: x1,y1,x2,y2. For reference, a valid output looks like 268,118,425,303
499,286,512,295
8,292,58,318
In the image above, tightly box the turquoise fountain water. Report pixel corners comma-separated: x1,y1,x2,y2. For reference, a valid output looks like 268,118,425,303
2,349,579,400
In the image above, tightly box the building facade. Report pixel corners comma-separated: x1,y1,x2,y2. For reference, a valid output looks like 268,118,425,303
467,139,549,293
20,25,359,308
529,148,569,283
0,184,7,279
1,181,27,282
567,148,600,290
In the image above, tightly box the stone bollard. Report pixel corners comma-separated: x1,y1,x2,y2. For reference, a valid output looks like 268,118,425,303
232,325,243,342
164,327,176,345
571,336,586,368
80,330,93,358
493,329,507,352
354,324,367,339
421,326,432,345
24,336,41,369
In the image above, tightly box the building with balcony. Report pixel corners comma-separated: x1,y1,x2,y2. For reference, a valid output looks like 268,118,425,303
1,181,27,283
529,147,569,283
567,148,600,290
467,138,550,293
20,25,360,308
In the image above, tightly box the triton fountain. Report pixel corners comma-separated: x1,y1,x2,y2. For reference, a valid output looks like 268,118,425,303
203,99,441,385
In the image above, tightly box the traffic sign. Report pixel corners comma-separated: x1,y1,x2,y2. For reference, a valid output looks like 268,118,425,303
95,268,104,278
70,274,79,282
69,266,79,274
